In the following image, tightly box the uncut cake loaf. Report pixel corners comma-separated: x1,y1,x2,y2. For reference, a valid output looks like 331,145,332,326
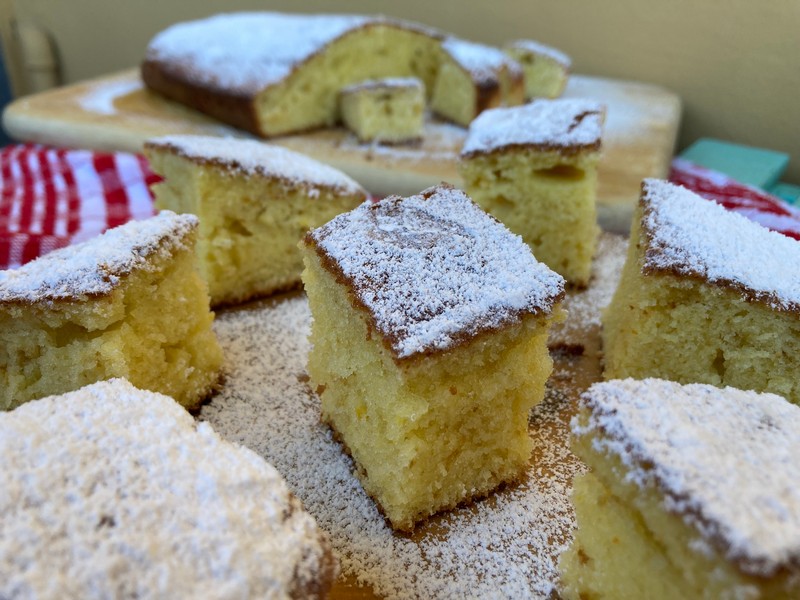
339,77,425,143
560,378,800,599
503,39,571,100
603,179,800,405
142,12,524,137
459,99,605,285
145,135,367,306
430,38,524,127
0,378,337,599
300,183,565,531
0,211,222,410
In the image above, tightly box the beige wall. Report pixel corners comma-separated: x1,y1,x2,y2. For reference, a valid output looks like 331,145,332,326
8,0,800,183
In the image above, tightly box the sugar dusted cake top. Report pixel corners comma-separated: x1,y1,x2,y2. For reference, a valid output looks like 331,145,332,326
146,135,366,197
576,378,800,577
340,77,424,94
0,211,196,303
145,12,438,96
460,99,605,157
505,39,571,68
0,378,333,597
640,179,800,312
441,38,521,83
305,183,565,359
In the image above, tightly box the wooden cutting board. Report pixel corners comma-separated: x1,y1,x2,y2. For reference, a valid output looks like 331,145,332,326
2,69,680,232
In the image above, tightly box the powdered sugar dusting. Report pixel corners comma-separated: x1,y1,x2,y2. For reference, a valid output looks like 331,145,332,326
460,99,605,156
575,378,800,576
0,378,332,598
0,211,196,302
147,135,366,196
341,77,424,94
145,12,373,94
202,294,584,598
307,184,564,359
441,37,519,82
641,179,800,311
506,39,572,68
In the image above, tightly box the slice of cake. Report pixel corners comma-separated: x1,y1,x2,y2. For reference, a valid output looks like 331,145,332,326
430,37,524,126
145,135,367,306
458,99,605,286
300,183,565,531
560,378,800,599
339,77,425,143
503,39,571,100
0,378,337,598
0,211,222,410
602,179,800,405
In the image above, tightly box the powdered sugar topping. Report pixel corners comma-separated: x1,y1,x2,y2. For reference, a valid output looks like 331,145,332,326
460,99,605,156
147,135,366,196
641,179,800,311
0,211,196,302
506,39,572,68
307,184,564,359
441,37,520,82
576,378,800,576
340,77,424,94
0,378,332,597
145,12,374,94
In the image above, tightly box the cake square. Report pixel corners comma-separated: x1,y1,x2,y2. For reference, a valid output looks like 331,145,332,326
339,77,425,143
458,99,605,285
0,378,337,598
145,135,367,306
602,179,800,405
300,183,565,531
560,378,800,599
0,211,222,410
503,39,571,100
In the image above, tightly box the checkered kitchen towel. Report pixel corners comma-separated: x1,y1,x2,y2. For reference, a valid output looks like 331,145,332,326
0,144,158,269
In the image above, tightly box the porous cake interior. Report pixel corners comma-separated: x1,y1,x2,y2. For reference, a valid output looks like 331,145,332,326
256,25,442,136
149,150,363,306
339,80,424,143
560,425,798,600
0,240,221,410
602,208,800,405
504,48,567,99
430,59,488,126
460,150,599,285
302,248,556,531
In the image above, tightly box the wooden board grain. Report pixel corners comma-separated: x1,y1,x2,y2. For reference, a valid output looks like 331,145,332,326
3,69,680,232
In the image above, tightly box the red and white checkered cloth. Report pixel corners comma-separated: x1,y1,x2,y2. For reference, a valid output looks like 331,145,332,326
0,144,158,269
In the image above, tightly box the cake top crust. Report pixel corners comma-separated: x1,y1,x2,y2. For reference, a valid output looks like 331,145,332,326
505,39,572,68
0,211,196,304
146,135,367,197
0,378,333,598
340,77,424,94
441,38,522,83
305,183,564,360
640,179,800,313
144,12,438,96
459,99,605,158
575,378,800,576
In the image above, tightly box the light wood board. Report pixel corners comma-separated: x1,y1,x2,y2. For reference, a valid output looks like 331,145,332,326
3,69,680,232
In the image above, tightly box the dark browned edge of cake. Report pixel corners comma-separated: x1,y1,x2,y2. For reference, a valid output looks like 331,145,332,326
458,108,605,161
582,392,800,579
0,219,199,307
302,183,566,366
141,17,446,139
636,181,800,316
144,140,369,201
323,414,528,534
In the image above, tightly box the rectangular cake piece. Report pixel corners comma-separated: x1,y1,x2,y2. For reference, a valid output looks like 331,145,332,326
560,378,800,599
339,77,425,143
145,135,367,306
300,183,565,531
0,378,337,598
0,211,222,410
459,99,605,285
602,179,800,405
504,39,571,100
